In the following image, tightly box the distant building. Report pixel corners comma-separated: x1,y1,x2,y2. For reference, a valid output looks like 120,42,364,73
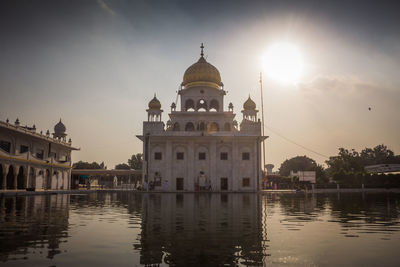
289,170,316,183
137,45,267,192
265,164,274,175
364,164,400,174
70,169,141,189
0,118,79,190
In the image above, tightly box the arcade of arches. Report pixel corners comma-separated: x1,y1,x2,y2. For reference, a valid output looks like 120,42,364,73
0,163,70,191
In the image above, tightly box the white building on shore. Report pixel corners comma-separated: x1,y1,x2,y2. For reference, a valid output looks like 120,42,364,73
137,45,267,192
0,118,79,191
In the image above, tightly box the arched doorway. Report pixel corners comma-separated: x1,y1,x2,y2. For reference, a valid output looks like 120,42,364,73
17,166,25,189
207,122,219,133
0,164,3,189
185,122,195,131
29,167,36,189
185,99,195,111
6,165,15,189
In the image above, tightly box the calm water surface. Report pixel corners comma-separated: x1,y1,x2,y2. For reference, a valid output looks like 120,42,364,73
0,192,399,266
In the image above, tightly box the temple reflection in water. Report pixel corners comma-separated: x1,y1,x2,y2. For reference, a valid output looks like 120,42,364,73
135,193,267,266
0,194,69,262
0,192,400,266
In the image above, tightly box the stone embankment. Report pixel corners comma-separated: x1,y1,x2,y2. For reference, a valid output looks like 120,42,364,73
1,188,400,197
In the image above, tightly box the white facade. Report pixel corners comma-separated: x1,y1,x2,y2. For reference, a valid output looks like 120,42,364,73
0,118,78,191
137,46,266,192
290,171,316,183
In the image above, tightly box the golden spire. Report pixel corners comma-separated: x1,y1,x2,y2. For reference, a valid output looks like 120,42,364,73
200,43,204,57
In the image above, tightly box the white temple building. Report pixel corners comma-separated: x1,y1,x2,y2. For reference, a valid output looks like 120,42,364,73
137,45,267,192
0,118,79,191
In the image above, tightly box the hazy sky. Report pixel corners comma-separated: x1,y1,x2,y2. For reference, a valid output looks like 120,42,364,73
1,0,399,170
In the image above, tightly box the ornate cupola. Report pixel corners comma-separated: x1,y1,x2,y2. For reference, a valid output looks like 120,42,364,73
147,94,163,122
242,96,258,122
53,119,67,141
148,95,161,110
182,43,223,90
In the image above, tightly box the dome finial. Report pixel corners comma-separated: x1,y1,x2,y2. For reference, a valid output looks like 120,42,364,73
243,95,256,110
200,43,204,57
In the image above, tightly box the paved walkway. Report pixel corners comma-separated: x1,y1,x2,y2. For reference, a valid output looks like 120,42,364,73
1,188,400,197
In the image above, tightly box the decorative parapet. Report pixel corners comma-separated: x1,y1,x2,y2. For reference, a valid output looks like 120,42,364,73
0,120,79,150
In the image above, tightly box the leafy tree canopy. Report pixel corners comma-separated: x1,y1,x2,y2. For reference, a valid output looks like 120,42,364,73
128,153,143,170
73,161,104,169
326,144,400,175
114,153,143,171
279,155,317,176
115,163,130,170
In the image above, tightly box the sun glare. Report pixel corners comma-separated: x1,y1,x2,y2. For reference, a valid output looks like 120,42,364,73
262,43,304,84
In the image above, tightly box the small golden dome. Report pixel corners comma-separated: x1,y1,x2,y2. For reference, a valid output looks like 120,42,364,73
148,95,161,110
243,96,256,110
182,44,222,89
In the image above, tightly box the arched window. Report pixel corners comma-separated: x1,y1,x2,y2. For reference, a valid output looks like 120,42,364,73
197,99,207,112
17,166,25,189
173,122,180,131
6,165,15,189
224,122,231,131
185,99,195,111
197,121,206,131
209,99,219,112
185,122,195,131
207,122,219,133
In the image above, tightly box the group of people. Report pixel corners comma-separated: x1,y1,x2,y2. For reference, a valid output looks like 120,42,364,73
196,171,212,191
142,179,169,191
140,172,213,191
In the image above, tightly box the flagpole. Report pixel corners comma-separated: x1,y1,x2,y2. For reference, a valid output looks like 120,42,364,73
260,72,267,189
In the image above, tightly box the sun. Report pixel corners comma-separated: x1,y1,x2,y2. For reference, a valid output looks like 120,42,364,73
262,43,304,84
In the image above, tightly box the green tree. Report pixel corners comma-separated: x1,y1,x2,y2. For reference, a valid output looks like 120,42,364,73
128,153,143,170
72,161,102,169
360,144,397,165
279,155,317,176
326,144,400,177
325,148,363,174
315,164,329,184
115,163,130,170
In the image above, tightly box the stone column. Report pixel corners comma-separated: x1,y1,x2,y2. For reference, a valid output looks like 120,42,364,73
13,166,18,189
67,170,71,190
26,166,31,189
1,164,7,189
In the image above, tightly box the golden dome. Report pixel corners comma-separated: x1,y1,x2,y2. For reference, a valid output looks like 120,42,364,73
148,95,161,110
243,96,256,110
182,44,222,89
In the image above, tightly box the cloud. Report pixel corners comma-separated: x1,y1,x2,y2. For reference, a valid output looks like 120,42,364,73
97,0,115,16
299,75,387,96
